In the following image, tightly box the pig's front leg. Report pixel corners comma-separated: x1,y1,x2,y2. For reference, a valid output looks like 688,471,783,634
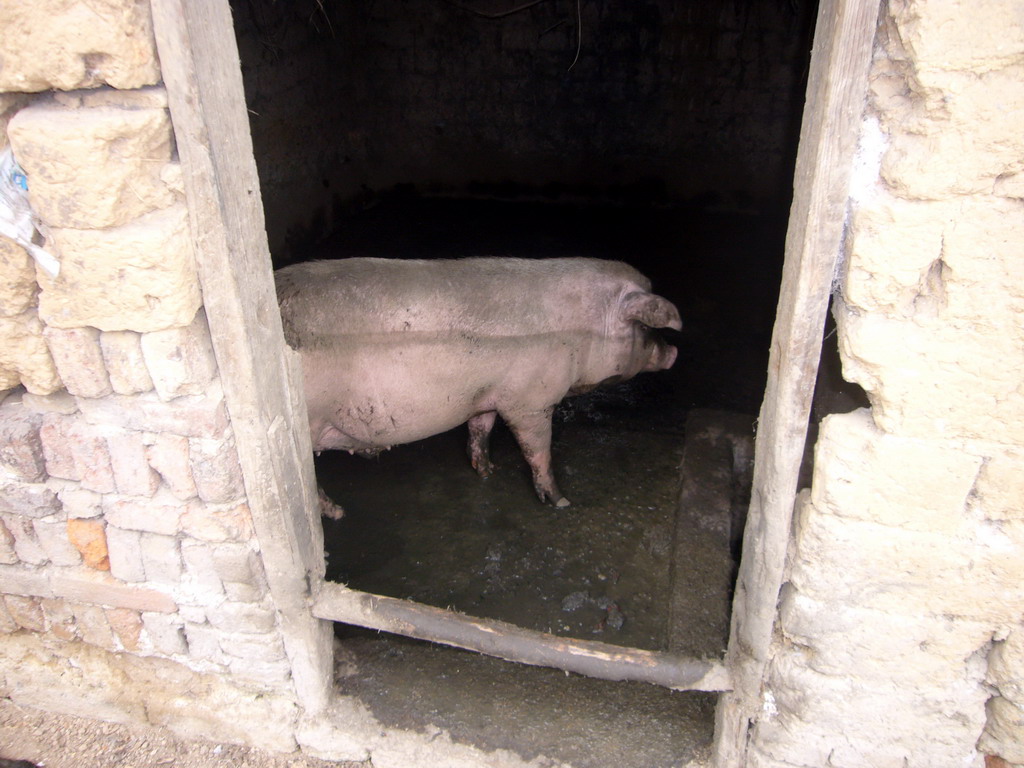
502,406,570,508
467,411,497,477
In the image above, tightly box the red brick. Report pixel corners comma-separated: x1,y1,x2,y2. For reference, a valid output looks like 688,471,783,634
40,412,78,480
100,330,154,395
4,595,45,632
103,490,185,535
70,421,117,493
0,598,17,633
180,501,254,543
0,518,16,565
33,517,82,566
0,399,46,481
41,598,78,641
189,436,245,503
0,480,61,518
2,514,47,564
107,430,160,496
66,517,110,570
73,603,116,650
146,432,196,499
77,383,229,438
42,326,112,398
105,607,143,651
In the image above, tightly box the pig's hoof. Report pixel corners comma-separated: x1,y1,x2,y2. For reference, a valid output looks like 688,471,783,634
555,497,571,509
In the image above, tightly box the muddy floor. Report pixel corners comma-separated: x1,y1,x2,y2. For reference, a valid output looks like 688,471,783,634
306,195,781,767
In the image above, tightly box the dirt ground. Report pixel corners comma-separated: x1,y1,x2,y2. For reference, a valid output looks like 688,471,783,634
0,699,362,768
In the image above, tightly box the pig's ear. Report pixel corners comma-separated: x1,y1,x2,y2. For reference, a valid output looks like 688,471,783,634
622,292,682,330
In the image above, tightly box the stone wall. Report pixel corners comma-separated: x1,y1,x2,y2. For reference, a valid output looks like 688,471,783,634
0,0,305,752
749,1,1024,766
232,0,816,259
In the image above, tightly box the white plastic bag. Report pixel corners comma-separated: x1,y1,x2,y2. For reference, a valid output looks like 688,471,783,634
0,146,59,277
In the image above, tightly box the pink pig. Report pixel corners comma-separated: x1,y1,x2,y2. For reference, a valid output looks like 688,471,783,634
276,257,681,507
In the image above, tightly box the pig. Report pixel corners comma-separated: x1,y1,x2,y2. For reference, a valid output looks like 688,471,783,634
275,256,681,508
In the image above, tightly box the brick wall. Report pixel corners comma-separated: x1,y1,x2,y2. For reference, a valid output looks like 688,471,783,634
748,1,1024,766
232,0,816,258
0,0,302,751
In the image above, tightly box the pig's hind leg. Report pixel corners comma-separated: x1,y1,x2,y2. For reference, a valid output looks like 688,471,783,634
502,407,570,508
467,411,498,477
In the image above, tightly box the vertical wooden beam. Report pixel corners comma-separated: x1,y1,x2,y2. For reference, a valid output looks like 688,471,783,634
712,0,881,764
150,0,333,712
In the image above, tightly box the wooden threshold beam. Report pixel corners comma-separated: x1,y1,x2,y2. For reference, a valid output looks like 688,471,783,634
313,582,731,692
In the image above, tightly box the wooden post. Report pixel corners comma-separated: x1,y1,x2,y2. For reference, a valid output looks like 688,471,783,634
314,583,732,692
150,0,334,713
712,0,881,764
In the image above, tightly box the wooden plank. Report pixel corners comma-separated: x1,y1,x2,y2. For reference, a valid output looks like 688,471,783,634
314,582,732,692
712,0,882,764
150,0,333,712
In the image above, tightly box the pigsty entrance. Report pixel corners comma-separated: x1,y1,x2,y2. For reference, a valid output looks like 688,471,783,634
310,197,773,767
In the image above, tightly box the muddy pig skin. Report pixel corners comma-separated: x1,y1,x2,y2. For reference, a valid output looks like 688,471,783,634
275,256,681,507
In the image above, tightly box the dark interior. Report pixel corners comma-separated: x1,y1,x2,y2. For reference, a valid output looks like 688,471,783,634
231,1,819,764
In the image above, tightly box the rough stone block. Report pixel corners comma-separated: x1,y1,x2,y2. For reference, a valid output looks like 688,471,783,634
189,436,246,504
77,381,229,438
811,409,982,532
102,488,185,535
60,487,102,519
141,611,187,656
67,420,116,494
106,607,143,651
981,696,1024,764
889,0,1024,76
4,595,45,632
0,398,46,481
73,603,117,651
106,430,160,496
0,309,61,395
105,525,145,583
7,103,174,228
146,432,197,500
180,540,225,600
140,533,182,585
0,518,17,565
37,205,202,333
66,517,109,570
758,645,988,768
0,480,61,518
180,502,254,543
0,0,160,92
39,412,78,480
207,601,277,635
50,569,176,613
789,494,1024,624
222,581,264,603
779,586,993,686
100,331,154,395
141,309,218,401
33,517,82,566
990,628,1024,704
0,237,37,317
2,514,47,564
969,447,1024,521
40,598,78,641
42,326,112,398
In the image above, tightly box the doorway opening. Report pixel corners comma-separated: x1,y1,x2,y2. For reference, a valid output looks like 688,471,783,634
228,0,817,764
